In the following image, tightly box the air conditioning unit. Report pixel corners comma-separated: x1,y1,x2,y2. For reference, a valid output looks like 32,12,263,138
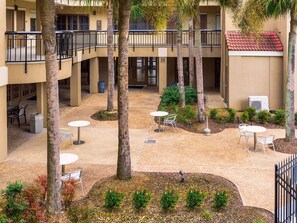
248,96,269,112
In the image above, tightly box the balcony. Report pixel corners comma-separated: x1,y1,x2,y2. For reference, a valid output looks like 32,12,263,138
5,29,221,71
55,0,102,6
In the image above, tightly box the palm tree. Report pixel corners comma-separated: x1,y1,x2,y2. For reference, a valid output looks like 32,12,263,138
176,0,186,108
40,0,61,220
117,0,132,180
188,18,195,88
237,0,296,142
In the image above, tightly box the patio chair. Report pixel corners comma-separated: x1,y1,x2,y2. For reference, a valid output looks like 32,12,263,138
59,128,73,144
61,169,84,196
238,124,253,144
8,105,28,127
256,135,276,157
163,114,177,131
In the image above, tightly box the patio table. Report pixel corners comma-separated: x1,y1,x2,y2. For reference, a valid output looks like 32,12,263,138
150,111,169,132
243,125,267,151
68,120,90,145
60,153,78,174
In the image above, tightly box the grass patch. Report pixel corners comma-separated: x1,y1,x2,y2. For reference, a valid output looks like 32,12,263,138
91,110,118,121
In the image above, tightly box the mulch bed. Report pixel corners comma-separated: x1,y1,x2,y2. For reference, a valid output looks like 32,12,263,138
90,110,118,121
274,138,297,154
68,172,273,223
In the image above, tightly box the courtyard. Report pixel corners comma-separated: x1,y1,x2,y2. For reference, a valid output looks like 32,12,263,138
1,87,289,213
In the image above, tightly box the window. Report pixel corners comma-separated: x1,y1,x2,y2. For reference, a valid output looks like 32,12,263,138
68,16,78,30
56,15,66,30
79,16,89,30
56,15,89,31
216,15,221,30
30,18,37,31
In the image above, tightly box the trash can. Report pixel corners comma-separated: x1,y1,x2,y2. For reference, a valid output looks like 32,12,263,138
30,113,43,134
98,81,105,93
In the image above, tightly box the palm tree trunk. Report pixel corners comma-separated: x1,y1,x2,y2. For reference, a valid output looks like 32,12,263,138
40,0,61,220
177,15,185,108
194,6,205,123
285,9,296,142
117,0,132,180
188,18,195,88
107,0,114,112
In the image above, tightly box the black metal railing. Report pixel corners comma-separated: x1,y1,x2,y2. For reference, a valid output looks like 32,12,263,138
5,29,221,70
275,154,297,223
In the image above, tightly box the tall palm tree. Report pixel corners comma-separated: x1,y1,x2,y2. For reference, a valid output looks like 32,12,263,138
117,0,132,180
40,0,61,220
176,0,186,108
237,0,296,142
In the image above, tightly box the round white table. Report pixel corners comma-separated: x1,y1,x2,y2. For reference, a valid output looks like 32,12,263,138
244,126,267,151
68,120,90,145
60,153,78,174
150,111,169,132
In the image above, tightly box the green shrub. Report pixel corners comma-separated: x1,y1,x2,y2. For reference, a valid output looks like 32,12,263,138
256,110,271,124
176,105,196,123
67,204,95,223
104,190,124,211
132,190,152,210
160,86,197,105
201,210,213,221
241,111,249,123
210,109,218,119
213,191,228,209
185,86,197,104
186,189,206,209
160,190,179,211
1,181,27,223
246,106,257,121
226,108,236,123
273,109,285,125
184,105,196,118
295,112,297,124
215,115,225,124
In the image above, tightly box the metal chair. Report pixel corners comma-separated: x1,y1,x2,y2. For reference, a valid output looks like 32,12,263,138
163,114,177,131
59,128,73,144
256,135,276,157
8,105,28,127
238,124,253,144
61,169,84,196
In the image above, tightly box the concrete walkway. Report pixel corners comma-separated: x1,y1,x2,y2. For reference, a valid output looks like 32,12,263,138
1,87,289,213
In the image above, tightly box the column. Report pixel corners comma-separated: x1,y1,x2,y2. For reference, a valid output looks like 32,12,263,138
70,62,81,107
158,57,167,94
0,0,8,160
89,57,99,94
37,82,47,127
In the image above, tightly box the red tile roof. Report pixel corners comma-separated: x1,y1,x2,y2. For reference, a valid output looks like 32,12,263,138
225,31,283,51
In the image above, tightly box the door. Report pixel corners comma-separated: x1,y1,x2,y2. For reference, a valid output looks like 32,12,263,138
148,57,157,86
215,58,221,88
166,16,177,45
129,57,147,86
200,14,207,45
17,10,26,47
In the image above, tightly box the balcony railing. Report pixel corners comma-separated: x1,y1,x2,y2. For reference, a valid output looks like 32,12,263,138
5,29,221,72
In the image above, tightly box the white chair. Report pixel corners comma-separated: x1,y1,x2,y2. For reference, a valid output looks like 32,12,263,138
59,128,73,144
163,114,177,131
238,124,253,144
256,135,276,157
61,169,84,196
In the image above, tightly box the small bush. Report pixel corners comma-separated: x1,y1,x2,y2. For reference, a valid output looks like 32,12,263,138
273,109,285,125
241,111,249,123
186,189,206,209
104,190,124,211
213,191,228,209
295,112,297,124
226,108,236,123
160,190,179,211
210,109,218,119
215,115,225,124
67,204,95,223
252,218,266,223
185,86,197,104
256,110,271,124
246,106,257,121
132,190,152,210
201,210,213,221
61,180,76,210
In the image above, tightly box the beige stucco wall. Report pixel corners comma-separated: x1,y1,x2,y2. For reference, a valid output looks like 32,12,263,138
228,56,282,110
7,59,72,84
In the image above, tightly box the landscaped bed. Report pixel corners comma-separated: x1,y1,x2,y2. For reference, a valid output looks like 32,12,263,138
90,110,118,121
67,172,273,223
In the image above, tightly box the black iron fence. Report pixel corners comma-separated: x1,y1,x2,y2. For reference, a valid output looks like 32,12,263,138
275,154,297,223
5,29,221,66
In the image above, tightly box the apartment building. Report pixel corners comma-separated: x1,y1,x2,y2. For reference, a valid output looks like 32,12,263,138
0,0,291,160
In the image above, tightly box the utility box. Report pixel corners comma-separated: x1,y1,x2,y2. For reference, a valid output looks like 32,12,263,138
30,113,43,134
98,81,105,93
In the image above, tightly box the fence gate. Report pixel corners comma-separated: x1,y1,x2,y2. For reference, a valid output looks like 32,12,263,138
275,154,297,223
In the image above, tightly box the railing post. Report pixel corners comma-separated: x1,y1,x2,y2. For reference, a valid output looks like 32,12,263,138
275,164,278,223
25,34,27,73
171,30,174,52
211,31,213,52
95,31,97,51
133,31,135,51
152,31,154,52
89,31,91,53
58,33,62,70
82,31,85,54
75,32,77,56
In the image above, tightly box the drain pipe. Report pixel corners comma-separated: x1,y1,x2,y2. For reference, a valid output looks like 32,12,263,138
204,116,211,136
